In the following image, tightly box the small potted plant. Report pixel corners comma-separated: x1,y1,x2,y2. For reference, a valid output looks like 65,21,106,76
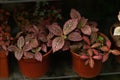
48,8,120,78
8,25,52,78
0,9,12,78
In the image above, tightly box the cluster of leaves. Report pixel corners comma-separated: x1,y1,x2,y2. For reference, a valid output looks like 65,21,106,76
48,8,120,68
8,25,51,61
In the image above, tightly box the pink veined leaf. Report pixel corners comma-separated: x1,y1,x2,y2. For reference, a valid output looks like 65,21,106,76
92,49,99,55
81,25,92,35
62,41,70,51
38,32,47,42
87,49,93,57
34,52,42,62
23,43,32,51
47,32,54,40
89,58,94,68
80,54,89,60
68,32,82,41
48,23,62,36
90,32,98,44
70,8,81,20
41,43,47,53
102,53,109,62
91,42,101,48
85,59,89,65
83,44,90,49
30,38,38,48
15,50,23,61
7,45,18,52
83,36,90,45
63,19,78,35
52,37,65,53
78,17,88,28
25,34,34,42
93,55,102,60
17,36,24,49
100,46,109,52
106,39,111,49
23,52,34,59
110,50,120,55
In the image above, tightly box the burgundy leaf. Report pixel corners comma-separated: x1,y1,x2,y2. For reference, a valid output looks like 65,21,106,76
93,55,102,60
15,50,23,61
83,44,90,49
92,49,99,55
48,23,62,36
52,37,65,53
110,50,120,55
24,52,34,59
102,53,109,62
68,32,82,41
91,42,101,48
70,8,81,20
62,41,70,51
81,25,92,35
63,19,78,35
89,58,94,68
83,36,90,45
35,52,42,61
100,46,109,52
17,36,24,49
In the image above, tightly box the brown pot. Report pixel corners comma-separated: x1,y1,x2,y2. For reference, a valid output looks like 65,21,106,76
0,52,9,78
71,51,102,78
18,49,52,78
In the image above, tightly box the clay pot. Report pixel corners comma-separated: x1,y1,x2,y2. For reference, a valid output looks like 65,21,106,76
71,51,102,78
0,52,9,78
18,49,52,78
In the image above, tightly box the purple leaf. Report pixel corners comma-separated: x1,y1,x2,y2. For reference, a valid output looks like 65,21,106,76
70,8,81,20
68,32,82,41
81,25,92,35
52,37,65,53
48,23,62,36
63,19,78,35
35,52,42,61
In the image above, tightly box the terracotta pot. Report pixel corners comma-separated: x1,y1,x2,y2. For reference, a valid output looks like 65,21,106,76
18,49,52,78
0,52,9,78
71,51,102,78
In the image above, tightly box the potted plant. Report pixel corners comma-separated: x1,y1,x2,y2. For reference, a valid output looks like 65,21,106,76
8,24,52,78
0,9,12,78
110,11,120,63
48,8,120,78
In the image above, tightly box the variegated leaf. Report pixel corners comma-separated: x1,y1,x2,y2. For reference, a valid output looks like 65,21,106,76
35,52,42,61
68,32,82,41
81,25,92,35
52,37,64,53
47,32,54,40
102,53,109,62
38,33,47,42
110,50,120,55
41,44,47,52
30,38,38,48
23,52,34,59
78,17,88,28
91,42,101,48
15,50,23,61
17,36,24,49
70,8,81,20
90,32,98,44
100,46,109,52
23,43,32,51
48,23,62,36
7,45,18,52
89,58,94,68
63,19,78,35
